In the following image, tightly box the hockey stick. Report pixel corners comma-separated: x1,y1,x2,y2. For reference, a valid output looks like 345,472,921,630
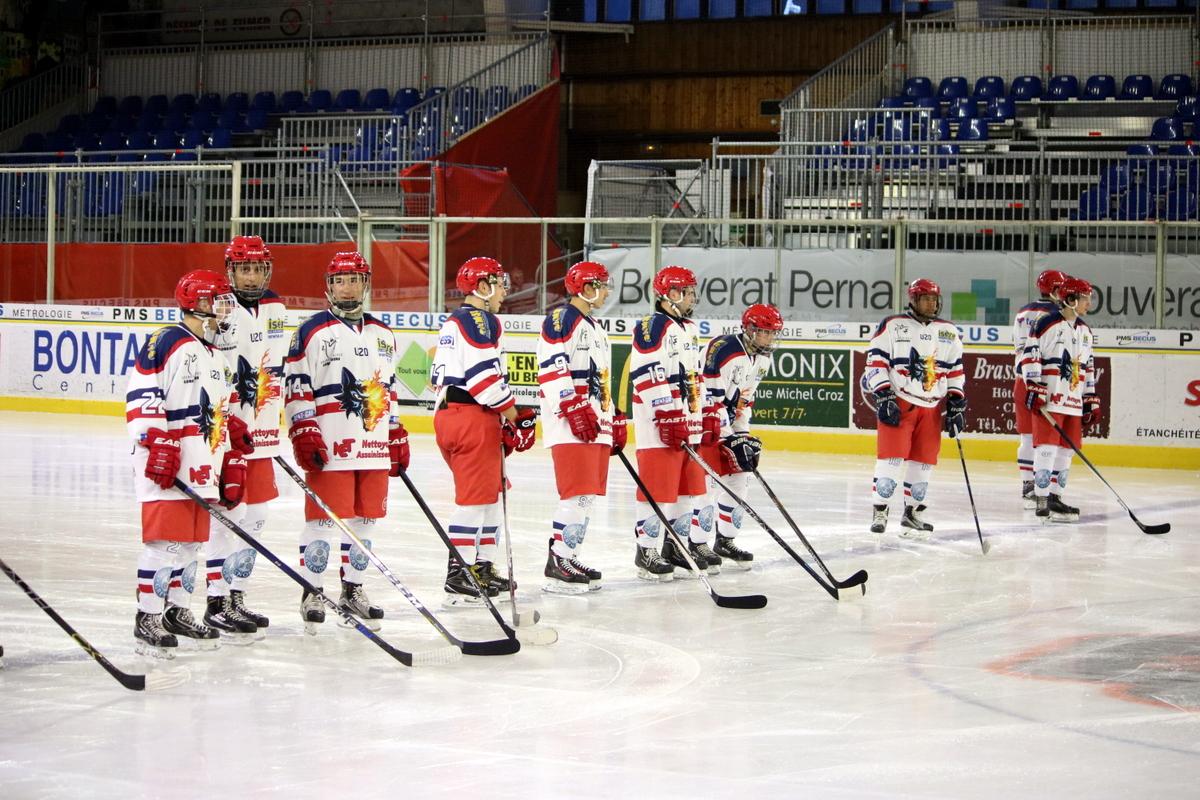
497,446,553,636
1038,409,1170,535
749,468,870,592
174,480,461,666
0,556,183,691
954,438,991,554
616,450,767,609
397,469,557,646
675,446,838,601
272,458,521,656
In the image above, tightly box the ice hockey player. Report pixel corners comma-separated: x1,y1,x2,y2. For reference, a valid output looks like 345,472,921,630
125,270,244,657
695,303,784,567
205,235,286,640
1012,269,1068,508
1021,276,1097,523
536,260,624,593
629,265,713,580
863,278,966,538
284,252,407,632
431,257,537,604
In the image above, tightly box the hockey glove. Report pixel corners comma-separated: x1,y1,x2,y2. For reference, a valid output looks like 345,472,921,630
219,450,247,508
389,422,410,477
289,419,328,472
700,403,723,446
502,407,538,455
721,433,763,473
226,414,256,456
874,388,901,427
1082,393,1102,426
654,408,690,449
1024,382,1048,412
944,390,967,439
143,428,181,490
610,408,628,456
559,395,600,443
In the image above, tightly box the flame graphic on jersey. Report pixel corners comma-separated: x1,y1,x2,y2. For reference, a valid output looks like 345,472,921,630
686,370,701,413
254,352,281,415
1063,354,1081,391
907,347,938,393
194,387,227,454
336,367,388,432
598,366,611,412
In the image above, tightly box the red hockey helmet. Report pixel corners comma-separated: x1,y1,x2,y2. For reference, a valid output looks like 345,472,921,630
455,256,508,296
225,234,271,267
176,269,234,313
742,303,784,332
1036,269,1068,298
1059,276,1093,302
564,261,611,296
652,265,696,298
907,277,942,301
327,251,370,279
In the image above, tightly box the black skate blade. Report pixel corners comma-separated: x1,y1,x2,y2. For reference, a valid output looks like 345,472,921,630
713,593,768,610
460,636,521,657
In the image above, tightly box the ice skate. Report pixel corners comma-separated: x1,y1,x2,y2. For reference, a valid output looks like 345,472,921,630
300,588,325,635
713,534,753,570
661,534,698,578
870,504,888,534
230,589,270,629
568,555,602,591
689,540,722,575
1047,494,1080,523
1035,494,1050,523
443,559,499,607
204,595,258,644
339,580,384,631
1022,481,1036,510
634,543,674,582
543,541,590,595
134,611,177,660
899,505,933,540
474,560,514,601
162,604,220,650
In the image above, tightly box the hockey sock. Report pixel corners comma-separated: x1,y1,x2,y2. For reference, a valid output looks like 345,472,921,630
713,471,749,538
688,494,714,545
871,457,905,506
552,495,594,558
479,501,502,563
339,517,375,586
205,523,234,598
300,519,335,588
136,541,176,614
1050,447,1073,498
903,461,933,509
447,505,486,564
666,498,692,544
166,542,201,608
1017,433,1034,483
634,500,662,545
1032,444,1057,498
228,502,266,592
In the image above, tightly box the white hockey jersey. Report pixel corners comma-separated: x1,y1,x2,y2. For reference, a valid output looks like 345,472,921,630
1021,311,1095,416
1011,299,1058,373
213,290,288,459
125,324,235,502
430,305,517,412
536,304,614,447
702,333,771,437
284,310,399,472
629,311,705,450
864,313,965,407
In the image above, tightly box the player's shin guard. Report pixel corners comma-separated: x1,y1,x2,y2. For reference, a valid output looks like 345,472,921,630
299,519,334,588
633,500,673,581
339,518,375,586
228,502,266,592
1017,433,1034,485
478,502,502,565
685,494,721,573
205,524,234,598
136,541,176,615
871,458,905,506
1032,444,1057,499
447,505,486,566
550,495,600,590
166,543,200,609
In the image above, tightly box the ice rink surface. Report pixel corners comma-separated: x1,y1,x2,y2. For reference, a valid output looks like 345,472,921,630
0,410,1197,799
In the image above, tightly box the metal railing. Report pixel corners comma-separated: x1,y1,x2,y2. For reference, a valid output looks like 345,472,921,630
0,58,88,137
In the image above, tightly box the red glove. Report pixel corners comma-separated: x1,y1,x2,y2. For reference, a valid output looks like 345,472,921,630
610,408,628,456
220,450,246,507
143,428,181,490
289,419,328,472
1082,393,1102,426
701,403,723,445
1024,382,1048,412
389,422,410,477
501,407,537,455
654,408,690,449
559,395,600,443
226,414,256,456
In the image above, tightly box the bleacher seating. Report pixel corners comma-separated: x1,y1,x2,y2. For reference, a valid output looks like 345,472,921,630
1118,74,1153,100
1084,75,1116,100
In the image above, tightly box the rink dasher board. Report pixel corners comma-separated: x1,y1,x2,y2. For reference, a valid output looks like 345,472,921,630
0,303,1197,469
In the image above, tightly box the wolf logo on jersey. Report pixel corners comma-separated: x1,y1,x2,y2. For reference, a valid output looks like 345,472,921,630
195,387,227,453
908,347,937,393
233,352,282,415
336,367,389,432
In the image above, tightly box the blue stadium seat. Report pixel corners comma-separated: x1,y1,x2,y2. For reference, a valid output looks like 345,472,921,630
957,118,988,141
190,111,216,133
971,76,1005,103
207,128,233,148
180,130,206,149
816,0,846,11
93,96,118,116
333,89,362,112
98,131,126,151
1163,190,1198,221
216,108,242,130
1010,76,1043,101
308,90,333,112
224,92,249,113
109,114,136,134
424,86,447,101
145,95,170,116
882,112,911,141
935,143,960,167
197,93,222,114
452,86,480,113
117,95,143,117
1156,74,1194,101
902,77,933,100
847,117,872,142
162,110,189,134
1175,96,1198,123
279,91,306,113
74,133,102,151
984,97,1015,123
44,131,72,152
136,112,162,133
1168,142,1200,157
245,108,270,131
363,88,391,111
393,88,422,114
1150,117,1183,141
84,113,111,134
126,131,153,150
151,129,179,149
1118,74,1153,100
926,117,952,141
84,171,124,217
481,85,510,119
1073,187,1108,220
877,96,904,109
936,76,969,103
1084,74,1116,100
1046,75,1079,100
1116,185,1154,219
1145,163,1176,194
251,91,277,113
516,84,537,100
169,94,197,114
948,98,977,120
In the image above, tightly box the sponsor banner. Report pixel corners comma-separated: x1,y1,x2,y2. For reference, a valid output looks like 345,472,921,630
754,347,850,429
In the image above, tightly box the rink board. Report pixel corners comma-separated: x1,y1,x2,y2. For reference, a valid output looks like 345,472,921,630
0,303,1196,469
